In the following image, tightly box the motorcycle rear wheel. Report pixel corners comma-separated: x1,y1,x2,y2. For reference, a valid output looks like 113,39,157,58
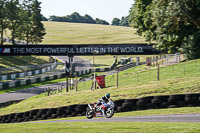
106,108,114,118
86,109,94,119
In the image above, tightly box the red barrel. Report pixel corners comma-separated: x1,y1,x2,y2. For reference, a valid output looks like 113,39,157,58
96,75,106,88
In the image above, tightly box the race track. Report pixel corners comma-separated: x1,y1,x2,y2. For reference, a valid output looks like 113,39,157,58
33,114,200,123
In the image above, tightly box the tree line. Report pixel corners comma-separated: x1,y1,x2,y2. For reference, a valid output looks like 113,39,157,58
111,16,129,27
129,0,200,59
48,12,109,25
0,0,46,45
45,12,130,27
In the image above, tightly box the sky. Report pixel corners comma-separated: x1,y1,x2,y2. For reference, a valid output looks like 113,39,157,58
39,0,133,23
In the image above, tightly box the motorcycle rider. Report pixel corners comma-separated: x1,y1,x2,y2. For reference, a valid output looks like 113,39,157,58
95,93,110,116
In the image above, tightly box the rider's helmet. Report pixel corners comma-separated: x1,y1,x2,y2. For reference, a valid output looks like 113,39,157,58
105,93,110,99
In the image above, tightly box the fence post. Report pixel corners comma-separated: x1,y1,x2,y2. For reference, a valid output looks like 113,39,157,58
48,87,50,96
61,85,63,92
94,73,97,89
66,77,69,92
157,64,160,81
55,88,57,94
156,56,158,66
116,69,119,87
175,53,178,63
153,56,155,66
75,76,78,92
136,56,140,66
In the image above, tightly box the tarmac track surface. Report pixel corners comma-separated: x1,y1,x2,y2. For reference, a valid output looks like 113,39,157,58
33,114,200,123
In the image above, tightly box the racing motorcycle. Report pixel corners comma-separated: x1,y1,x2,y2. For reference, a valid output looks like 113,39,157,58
86,99,115,119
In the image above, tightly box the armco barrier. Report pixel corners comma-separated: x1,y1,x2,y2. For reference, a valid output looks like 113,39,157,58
1,93,200,123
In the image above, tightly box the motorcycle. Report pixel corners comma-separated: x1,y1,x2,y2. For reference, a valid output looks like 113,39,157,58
86,99,115,119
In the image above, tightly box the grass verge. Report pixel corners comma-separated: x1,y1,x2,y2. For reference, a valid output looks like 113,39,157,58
0,121,200,133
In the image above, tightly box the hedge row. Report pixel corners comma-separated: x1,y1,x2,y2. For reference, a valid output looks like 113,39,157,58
1,93,200,123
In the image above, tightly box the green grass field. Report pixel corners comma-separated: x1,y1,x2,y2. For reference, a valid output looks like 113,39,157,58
42,21,147,44
1,121,200,133
4,21,147,44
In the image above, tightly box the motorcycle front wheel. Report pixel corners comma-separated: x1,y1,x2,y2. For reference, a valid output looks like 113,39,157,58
86,109,94,119
106,108,114,118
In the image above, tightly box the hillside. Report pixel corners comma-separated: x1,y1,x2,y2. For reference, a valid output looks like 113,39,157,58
42,21,147,44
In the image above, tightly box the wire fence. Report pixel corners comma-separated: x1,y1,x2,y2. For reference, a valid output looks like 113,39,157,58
73,56,199,92
108,59,200,88
44,54,200,96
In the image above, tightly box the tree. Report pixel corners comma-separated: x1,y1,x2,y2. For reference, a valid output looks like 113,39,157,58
129,0,200,59
17,0,46,45
111,18,120,26
29,0,46,44
16,0,33,45
69,12,84,23
41,14,48,21
129,0,154,38
49,13,110,25
49,15,58,21
6,0,21,45
152,0,200,57
83,14,96,24
0,0,8,45
119,16,129,27
95,18,109,25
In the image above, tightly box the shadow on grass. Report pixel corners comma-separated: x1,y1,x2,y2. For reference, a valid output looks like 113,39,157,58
0,56,50,69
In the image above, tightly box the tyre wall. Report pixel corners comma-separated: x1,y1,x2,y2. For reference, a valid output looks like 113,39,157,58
1,93,200,123
0,99,24,109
